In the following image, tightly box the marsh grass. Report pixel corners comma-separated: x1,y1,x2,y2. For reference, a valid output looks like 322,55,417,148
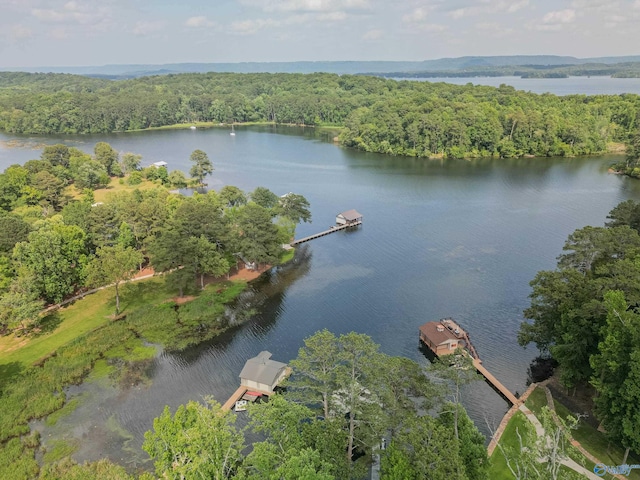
42,439,79,463
45,398,81,427
0,279,248,475
0,437,39,480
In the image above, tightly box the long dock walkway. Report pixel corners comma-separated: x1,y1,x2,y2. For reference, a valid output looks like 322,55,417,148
473,358,519,405
420,318,520,406
290,220,362,246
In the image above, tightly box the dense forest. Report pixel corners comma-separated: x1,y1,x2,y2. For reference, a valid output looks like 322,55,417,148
518,199,640,462
0,142,310,333
1,71,640,159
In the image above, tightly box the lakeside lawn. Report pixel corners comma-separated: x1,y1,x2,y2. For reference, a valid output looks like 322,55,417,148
488,411,531,480
0,277,182,377
64,177,161,204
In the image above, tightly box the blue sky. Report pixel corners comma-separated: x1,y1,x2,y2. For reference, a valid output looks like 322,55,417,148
1,0,639,67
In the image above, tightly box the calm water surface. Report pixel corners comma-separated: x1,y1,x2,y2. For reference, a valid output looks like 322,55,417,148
3,126,640,469
400,75,640,95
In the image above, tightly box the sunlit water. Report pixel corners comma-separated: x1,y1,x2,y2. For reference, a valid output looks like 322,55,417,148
393,75,640,95
3,125,640,470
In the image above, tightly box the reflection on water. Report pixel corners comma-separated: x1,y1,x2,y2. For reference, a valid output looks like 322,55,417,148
33,247,312,468
3,126,640,471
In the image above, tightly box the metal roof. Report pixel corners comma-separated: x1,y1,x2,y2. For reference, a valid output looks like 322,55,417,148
337,209,363,221
239,351,287,386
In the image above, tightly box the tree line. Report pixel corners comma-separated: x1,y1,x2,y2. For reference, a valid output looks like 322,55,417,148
0,142,310,333
518,199,640,462
1,71,639,159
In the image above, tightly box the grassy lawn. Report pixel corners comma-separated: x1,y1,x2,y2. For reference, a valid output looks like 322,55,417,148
279,248,295,264
488,411,531,480
524,386,547,416
65,177,162,203
553,399,640,480
0,277,175,372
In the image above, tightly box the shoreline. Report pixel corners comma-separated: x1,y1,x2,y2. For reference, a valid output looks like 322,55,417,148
125,121,345,133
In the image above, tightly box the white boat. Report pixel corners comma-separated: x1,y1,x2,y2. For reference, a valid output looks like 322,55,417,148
230,124,236,136
234,400,248,412
190,125,196,130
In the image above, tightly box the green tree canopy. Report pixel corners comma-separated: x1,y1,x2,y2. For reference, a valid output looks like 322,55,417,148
41,144,70,168
85,244,143,315
13,222,88,303
143,399,244,480
250,186,279,209
278,193,312,224
94,142,119,176
189,149,213,186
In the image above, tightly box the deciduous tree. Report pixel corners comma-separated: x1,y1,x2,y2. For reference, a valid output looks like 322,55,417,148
85,244,143,315
143,399,243,480
189,149,213,186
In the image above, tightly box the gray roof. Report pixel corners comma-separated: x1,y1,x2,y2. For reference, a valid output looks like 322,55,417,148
338,209,362,221
239,351,287,386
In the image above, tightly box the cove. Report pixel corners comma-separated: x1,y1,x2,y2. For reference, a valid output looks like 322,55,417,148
3,125,640,468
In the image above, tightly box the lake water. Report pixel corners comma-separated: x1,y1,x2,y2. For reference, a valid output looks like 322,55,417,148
397,76,640,95
3,126,640,470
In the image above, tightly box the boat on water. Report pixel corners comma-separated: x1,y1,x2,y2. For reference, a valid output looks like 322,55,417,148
230,124,236,136
234,400,248,412
190,125,196,130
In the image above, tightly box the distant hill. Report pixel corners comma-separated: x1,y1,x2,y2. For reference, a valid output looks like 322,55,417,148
4,55,640,78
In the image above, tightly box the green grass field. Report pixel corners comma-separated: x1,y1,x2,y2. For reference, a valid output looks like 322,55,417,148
488,411,531,480
524,386,547,416
0,278,174,372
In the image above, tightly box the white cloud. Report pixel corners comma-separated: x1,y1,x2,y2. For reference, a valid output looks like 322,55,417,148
402,7,431,23
529,8,577,31
31,1,111,27
507,0,529,13
230,18,278,35
449,8,468,19
238,0,370,13
132,20,166,36
229,9,348,35
418,23,447,33
9,24,32,40
445,1,529,19
49,27,69,39
543,9,576,24
474,22,514,37
362,29,382,40
185,16,215,28
317,11,347,21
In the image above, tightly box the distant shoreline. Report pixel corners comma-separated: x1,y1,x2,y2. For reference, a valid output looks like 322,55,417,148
126,121,344,134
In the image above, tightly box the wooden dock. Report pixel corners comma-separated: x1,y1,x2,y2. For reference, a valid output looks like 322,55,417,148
222,386,247,412
473,358,519,405
419,318,520,406
290,220,362,246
